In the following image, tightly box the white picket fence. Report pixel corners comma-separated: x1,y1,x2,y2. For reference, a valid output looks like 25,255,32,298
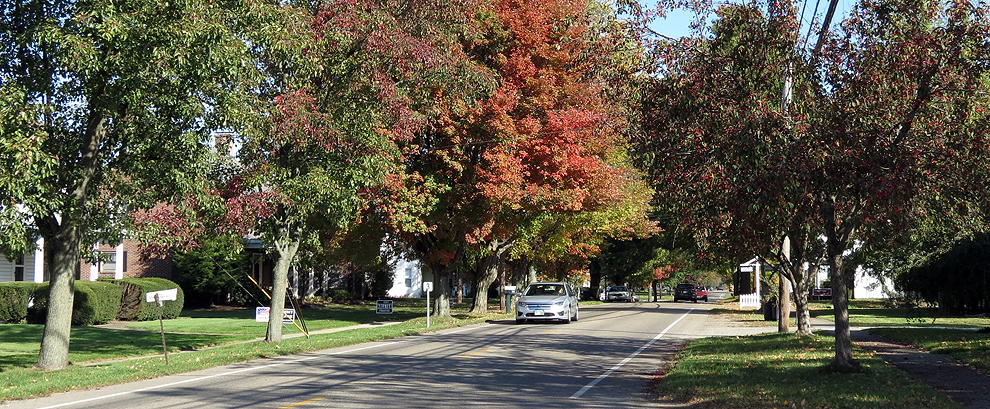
739,293,760,310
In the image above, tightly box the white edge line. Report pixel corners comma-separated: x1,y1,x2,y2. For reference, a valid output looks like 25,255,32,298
569,309,694,399
35,324,488,409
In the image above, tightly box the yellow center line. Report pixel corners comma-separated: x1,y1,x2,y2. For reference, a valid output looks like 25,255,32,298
459,348,492,358
280,397,326,408
543,329,562,334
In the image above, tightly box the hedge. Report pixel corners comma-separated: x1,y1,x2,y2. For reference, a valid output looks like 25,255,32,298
28,280,123,326
113,278,184,321
0,282,42,323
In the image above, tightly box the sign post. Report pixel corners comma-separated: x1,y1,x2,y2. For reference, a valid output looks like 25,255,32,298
376,300,393,314
423,281,433,328
145,289,178,364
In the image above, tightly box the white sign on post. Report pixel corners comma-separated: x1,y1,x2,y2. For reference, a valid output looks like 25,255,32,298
144,288,177,364
145,288,178,303
423,281,433,328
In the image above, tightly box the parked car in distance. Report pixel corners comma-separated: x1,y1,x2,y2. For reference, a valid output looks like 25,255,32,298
516,282,579,324
604,285,634,302
673,283,708,302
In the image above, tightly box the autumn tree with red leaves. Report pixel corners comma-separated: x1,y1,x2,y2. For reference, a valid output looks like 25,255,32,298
636,0,990,369
376,0,654,316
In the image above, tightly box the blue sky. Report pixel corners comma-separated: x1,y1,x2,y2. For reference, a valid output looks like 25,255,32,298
645,0,856,41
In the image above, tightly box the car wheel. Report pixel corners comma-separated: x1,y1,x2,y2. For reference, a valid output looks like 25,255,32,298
693,298,698,303
704,296,709,302
516,318,526,324
573,307,579,321
561,313,571,324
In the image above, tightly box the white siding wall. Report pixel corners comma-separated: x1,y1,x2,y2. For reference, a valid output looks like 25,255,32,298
387,258,422,298
0,251,37,282
0,257,12,282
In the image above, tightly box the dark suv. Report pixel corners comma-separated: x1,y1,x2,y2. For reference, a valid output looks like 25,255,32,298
673,283,708,302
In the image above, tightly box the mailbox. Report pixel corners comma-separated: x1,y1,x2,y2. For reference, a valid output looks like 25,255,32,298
504,285,517,295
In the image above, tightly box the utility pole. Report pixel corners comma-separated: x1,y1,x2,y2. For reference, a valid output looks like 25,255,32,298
779,236,792,332
811,0,841,62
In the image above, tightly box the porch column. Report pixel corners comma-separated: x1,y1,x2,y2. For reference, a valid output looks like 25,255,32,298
33,238,45,283
89,244,99,281
114,243,124,279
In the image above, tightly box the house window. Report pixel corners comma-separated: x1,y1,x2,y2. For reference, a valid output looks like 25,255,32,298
14,254,24,281
100,251,127,273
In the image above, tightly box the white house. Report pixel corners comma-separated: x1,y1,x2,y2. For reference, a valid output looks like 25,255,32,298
0,238,45,283
387,257,424,298
815,266,895,299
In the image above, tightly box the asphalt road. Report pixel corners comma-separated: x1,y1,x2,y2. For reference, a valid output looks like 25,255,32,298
6,293,727,409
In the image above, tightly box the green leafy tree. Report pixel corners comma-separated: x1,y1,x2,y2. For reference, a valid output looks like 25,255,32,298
0,0,288,370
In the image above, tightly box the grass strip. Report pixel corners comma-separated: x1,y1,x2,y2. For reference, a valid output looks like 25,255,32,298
870,327,990,373
657,332,963,409
0,314,503,402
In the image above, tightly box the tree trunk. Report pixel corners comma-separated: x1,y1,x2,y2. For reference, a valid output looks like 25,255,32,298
471,254,499,314
36,226,81,370
792,262,821,336
434,266,451,317
37,108,105,370
266,222,302,343
820,195,859,369
830,251,856,368
588,259,601,301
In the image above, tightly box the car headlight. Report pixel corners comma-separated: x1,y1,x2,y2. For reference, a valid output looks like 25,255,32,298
518,302,527,309
554,301,564,307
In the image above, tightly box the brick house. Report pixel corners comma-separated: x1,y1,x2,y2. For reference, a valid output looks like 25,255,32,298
0,238,173,283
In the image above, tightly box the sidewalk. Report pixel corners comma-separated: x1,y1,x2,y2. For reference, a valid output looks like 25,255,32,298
702,313,990,409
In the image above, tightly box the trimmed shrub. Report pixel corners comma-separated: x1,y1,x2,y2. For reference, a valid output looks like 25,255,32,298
0,282,41,323
113,278,184,321
28,281,123,326
329,289,354,303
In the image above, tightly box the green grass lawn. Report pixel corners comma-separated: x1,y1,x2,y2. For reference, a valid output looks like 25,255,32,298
122,301,429,335
0,325,257,370
871,327,990,372
808,300,990,328
658,332,963,409
714,298,990,329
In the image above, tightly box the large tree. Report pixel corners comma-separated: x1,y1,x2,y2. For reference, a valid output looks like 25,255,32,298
637,1,826,335
236,0,491,338
637,0,990,369
0,0,288,370
378,0,653,315
811,0,990,367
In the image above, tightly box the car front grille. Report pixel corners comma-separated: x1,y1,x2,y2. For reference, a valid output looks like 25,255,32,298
525,311,565,317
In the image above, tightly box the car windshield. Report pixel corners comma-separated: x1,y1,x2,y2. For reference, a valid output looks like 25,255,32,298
524,284,565,296
609,286,628,292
